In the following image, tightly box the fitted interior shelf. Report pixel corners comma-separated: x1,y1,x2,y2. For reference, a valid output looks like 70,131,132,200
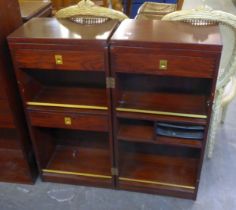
44,145,111,179
119,142,199,191
22,69,107,110
117,91,207,119
117,119,154,142
27,86,108,110
35,128,111,179
119,153,198,191
117,119,203,148
116,73,211,119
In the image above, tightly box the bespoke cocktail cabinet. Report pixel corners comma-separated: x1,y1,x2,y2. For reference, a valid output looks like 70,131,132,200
8,18,222,199
110,20,222,199
8,18,119,188
0,0,37,183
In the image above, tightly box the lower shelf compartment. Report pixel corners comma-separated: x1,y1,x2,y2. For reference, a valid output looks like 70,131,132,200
118,141,199,194
34,127,113,186
119,152,198,192
44,145,112,179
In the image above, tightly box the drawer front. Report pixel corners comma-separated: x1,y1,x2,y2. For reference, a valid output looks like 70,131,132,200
28,110,108,132
14,49,104,71
0,100,15,128
111,48,216,78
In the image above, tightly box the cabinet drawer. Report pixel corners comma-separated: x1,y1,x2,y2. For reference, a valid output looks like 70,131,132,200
14,49,104,71
0,100,14,128
111,48,215,78
28,110,108,132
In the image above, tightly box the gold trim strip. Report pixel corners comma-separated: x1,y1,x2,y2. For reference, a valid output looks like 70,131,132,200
119,177,195,190
116,108,207,119
42,169,112,179
27,102,108,110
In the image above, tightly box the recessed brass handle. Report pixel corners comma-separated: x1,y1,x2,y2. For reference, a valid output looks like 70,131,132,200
55,55,63,65
64,117,72,125
159,60,167,70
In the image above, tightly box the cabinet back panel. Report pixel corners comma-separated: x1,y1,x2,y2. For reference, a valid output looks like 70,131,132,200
118,73,211,94
119,141,200,158
22,69,106,88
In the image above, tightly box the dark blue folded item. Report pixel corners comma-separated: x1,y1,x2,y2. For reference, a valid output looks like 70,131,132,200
157,123,204,130
156,123,204,140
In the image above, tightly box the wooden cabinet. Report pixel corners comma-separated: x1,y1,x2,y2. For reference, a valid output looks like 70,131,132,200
8,18,222,199
110,19,222,199
0,0,37,183
8,18,119,188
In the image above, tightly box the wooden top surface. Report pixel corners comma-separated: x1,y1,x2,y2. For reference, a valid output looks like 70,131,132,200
110,19,222,50
8,18,119,45
19,0,51,20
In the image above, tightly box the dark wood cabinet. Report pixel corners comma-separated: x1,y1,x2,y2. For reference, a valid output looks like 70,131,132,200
109,19,222,199
8,18,222,199
8,18,119,188
0,0,37,183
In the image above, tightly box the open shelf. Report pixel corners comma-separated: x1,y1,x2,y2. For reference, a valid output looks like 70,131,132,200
119,152,198,192
117,91,207,119
116,73,211,119
118,142,199,192
117,119,154,143
117,119,203,148
44,145,111,179
21,69,108,110
27,86,108,110
34,128,112,182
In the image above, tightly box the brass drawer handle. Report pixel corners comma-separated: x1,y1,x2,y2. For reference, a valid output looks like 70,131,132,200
159,60,167,70
64,117,72,125
55,55,63,65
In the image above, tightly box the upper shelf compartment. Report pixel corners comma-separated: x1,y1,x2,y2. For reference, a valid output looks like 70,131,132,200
21,70,108,111
117,91,207,119
115,74,211,119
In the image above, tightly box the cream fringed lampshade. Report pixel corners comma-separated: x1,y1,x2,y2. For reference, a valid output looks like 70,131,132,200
56,0,128,24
